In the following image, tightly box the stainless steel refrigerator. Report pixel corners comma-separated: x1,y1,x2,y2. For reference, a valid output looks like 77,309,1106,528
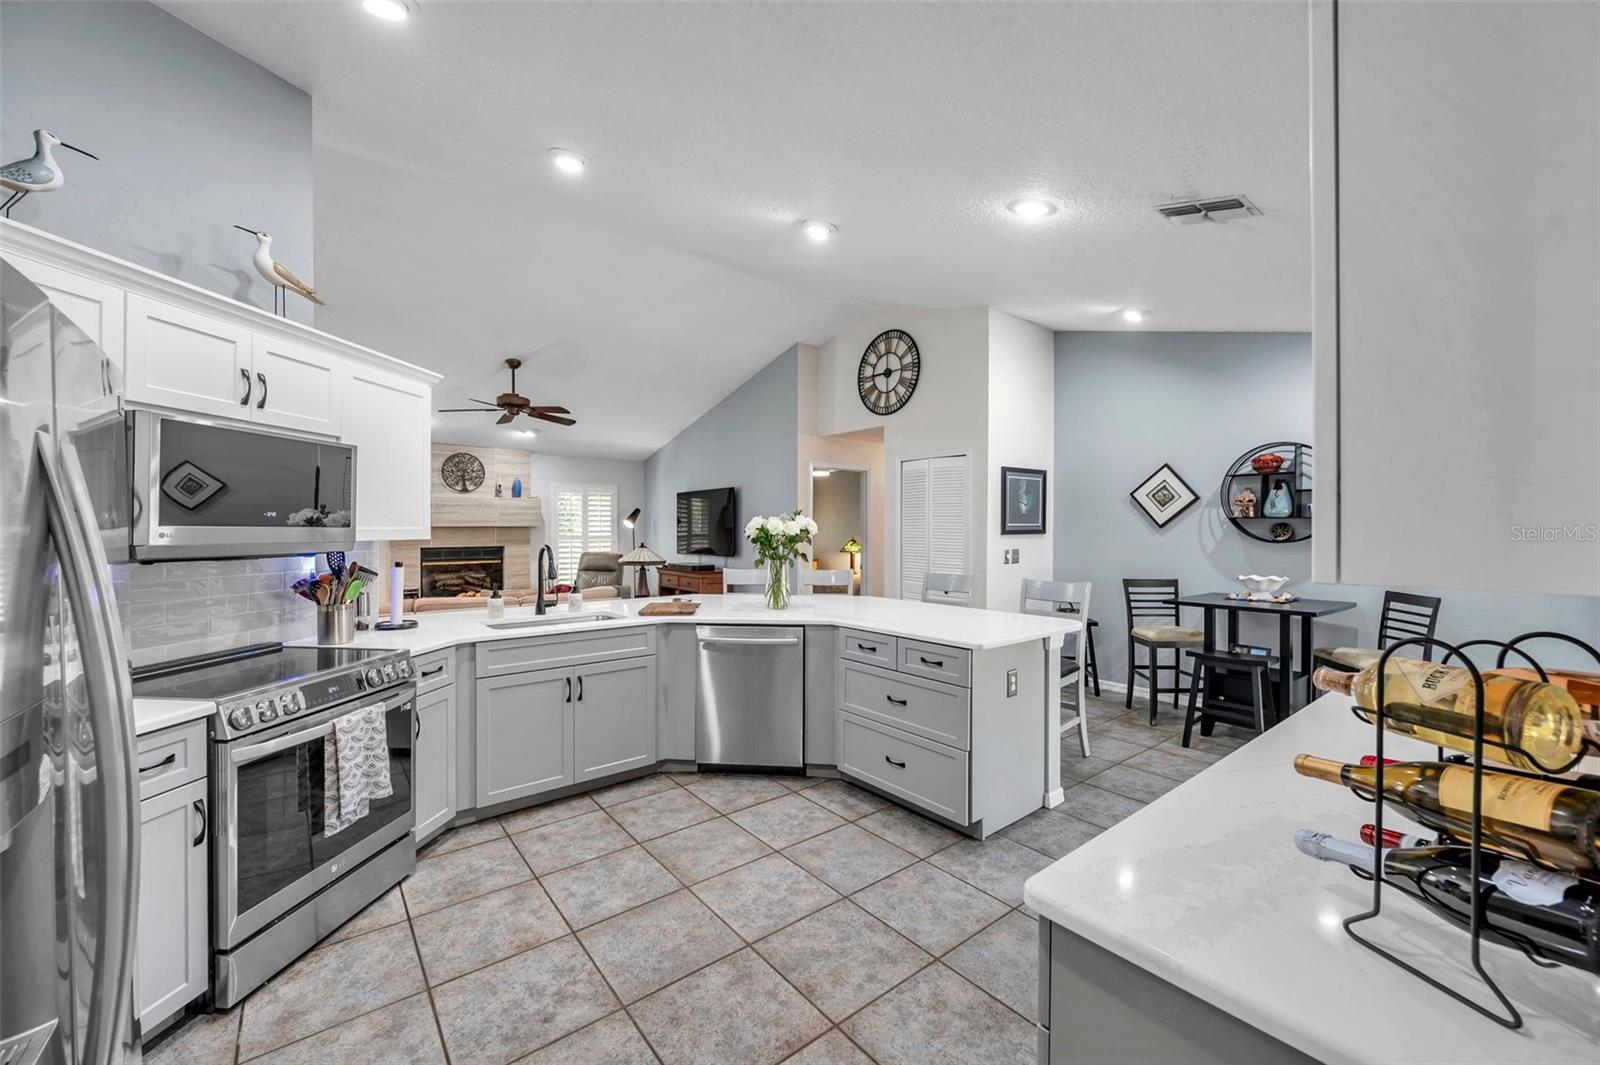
1,261,141,1065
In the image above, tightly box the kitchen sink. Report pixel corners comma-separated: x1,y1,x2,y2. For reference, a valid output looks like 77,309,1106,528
483,613,620,630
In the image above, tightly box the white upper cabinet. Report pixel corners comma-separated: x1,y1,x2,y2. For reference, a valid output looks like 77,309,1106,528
251,333,342,435
5,254,126,370
1312,1,1599,597
343,360,432,541
125,293,255,418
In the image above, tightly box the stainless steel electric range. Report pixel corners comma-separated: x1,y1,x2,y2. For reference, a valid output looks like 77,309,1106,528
131,643,418,1007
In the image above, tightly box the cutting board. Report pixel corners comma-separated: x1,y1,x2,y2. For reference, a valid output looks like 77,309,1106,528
637,599,702,616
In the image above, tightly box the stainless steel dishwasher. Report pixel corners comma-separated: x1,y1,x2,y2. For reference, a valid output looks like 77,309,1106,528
695,625,805,767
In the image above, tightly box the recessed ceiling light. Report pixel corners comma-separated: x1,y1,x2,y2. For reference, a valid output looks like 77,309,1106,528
802,220,836,243
1121,308,1148,324
362,0,410,22
548,148,587,175
1007,199,1057,220
812,468,831,477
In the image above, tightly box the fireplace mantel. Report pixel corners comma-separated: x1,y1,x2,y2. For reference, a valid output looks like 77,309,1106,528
431,443,540,528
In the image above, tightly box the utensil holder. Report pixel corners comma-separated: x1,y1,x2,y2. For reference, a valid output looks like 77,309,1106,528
317,602,357,644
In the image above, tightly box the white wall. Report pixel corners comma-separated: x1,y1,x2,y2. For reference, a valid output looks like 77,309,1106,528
986,309,1056,612
817,308,991,603
798,344,887,595
528,453,647,563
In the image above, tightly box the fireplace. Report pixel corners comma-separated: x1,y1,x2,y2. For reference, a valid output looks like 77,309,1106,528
420,546,505,597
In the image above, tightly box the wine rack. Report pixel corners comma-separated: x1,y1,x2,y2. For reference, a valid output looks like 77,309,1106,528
1343,631,1600,1029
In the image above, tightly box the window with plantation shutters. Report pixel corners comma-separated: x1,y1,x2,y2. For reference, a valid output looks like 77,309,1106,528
552,483,617,582
899,454,969,599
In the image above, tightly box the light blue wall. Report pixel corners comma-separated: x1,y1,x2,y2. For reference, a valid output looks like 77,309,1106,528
1054,331,1600,690
0,1,316,324
643,346,800,569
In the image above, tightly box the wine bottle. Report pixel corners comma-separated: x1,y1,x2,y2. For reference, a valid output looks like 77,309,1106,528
1294,829,1600,974
1292,754,1600,873
1358,755,1399,768
1360,823,1432,849
1312,660,1586,772
1494,667,1600,719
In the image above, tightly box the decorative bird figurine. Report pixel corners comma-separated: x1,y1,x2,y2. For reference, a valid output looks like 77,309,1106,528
234,225,324,315
1,129,99,218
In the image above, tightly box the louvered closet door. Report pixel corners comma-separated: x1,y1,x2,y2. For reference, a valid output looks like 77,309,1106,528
899,455,970,599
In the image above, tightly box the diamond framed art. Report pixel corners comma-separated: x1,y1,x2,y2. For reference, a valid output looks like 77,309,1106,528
1129,464,1198,528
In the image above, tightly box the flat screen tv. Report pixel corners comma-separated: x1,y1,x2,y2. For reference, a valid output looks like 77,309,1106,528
676,487,736,556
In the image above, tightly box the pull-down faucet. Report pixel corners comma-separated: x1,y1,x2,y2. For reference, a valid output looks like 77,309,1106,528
535,544,557,614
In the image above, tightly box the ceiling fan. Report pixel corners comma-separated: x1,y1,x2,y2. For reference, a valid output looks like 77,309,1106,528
437,357,576,427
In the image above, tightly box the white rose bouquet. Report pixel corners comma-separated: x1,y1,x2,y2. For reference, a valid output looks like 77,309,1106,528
742,508,817,609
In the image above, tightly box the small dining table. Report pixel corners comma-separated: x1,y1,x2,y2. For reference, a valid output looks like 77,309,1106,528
1168,592,1359,719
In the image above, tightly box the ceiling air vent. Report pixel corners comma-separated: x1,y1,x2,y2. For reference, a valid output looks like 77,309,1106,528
1155,195,1261,225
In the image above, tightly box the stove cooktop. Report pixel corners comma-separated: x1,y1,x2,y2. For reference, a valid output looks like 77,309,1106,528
132,642,416,739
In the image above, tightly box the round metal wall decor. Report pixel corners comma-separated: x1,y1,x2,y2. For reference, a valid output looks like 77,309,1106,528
1220,441,1313,544
857,329,921,416
440,451,486,494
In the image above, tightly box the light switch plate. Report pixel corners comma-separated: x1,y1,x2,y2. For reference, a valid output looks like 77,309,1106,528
1006,668,1018,697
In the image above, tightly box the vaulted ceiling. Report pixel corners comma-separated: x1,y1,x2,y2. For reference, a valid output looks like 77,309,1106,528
161,1,1310,458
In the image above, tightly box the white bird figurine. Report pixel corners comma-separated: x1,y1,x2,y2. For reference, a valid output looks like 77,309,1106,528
235,225,324,315
1,129,99,217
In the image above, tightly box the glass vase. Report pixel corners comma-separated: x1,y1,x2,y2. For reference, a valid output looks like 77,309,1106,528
764,559,791,610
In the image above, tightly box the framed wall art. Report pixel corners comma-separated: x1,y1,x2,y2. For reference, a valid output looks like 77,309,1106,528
1130,464,1198,528
1000,466,1047,534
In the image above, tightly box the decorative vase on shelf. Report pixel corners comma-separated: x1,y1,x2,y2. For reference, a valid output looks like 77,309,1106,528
1263,478,1293,518
765,559,791,610
744,509,818,611
511,477,522,498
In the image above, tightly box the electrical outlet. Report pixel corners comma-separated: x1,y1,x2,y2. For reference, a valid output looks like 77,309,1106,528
1013,547,1021,563
1006,668,1018,697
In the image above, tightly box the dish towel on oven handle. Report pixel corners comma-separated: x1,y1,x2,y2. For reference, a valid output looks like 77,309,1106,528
323,704,395,836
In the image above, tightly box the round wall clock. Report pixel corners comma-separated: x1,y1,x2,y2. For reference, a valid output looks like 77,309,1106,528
440,451,486,494
858,329,920,416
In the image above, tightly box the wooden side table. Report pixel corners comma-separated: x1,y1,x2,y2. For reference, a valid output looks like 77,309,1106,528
656,566,724,597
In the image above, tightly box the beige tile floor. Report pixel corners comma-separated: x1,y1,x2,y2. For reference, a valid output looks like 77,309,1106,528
146,692,1252,1065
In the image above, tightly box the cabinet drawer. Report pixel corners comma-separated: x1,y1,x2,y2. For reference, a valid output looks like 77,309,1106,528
837,711,968,825
896,639,971,688
839,661,970,750
135,720,207,800
477,625,655,678
413,649,453,694
839,628,896,670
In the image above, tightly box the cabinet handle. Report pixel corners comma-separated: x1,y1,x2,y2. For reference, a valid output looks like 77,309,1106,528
420,665,445,678
885,695,907,707
565,677,572,703
239,368,252,405
857,643,877,653
139,752,176,775
256,372,268,409
918,656,944,668
576,675,584,702
414,714,421,739
884,756,906,769
192,799,207,846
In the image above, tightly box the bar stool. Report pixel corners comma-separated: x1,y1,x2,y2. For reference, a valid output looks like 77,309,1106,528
1182,649,1277,746
1308,590,1443,703
922,572,975,605
1020,579,1092,757
721,567,766,593
1123,578,1203,724
1084,619,1101,697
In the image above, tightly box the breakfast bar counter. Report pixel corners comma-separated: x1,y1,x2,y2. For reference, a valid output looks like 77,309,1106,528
1022,693,1600,1065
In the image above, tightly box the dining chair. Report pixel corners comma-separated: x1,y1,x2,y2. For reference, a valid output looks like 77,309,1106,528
1309,590,1443,701
1020,579,1093,757
800,568,853,595
721,567,766,593
1123,578,1203,724
922,572,975,605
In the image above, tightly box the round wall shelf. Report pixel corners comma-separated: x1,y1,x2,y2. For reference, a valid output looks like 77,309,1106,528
1220,441,1312,544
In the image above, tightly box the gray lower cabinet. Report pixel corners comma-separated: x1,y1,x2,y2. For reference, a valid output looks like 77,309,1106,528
136,776,208,1034
475,667,574,806
574,657,657,782
413,683,457,843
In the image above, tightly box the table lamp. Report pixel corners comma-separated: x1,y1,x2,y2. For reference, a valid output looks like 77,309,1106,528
841,538,862,573
620,543,664,597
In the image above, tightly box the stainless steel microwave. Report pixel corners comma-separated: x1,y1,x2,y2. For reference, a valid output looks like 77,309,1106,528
120,409,357,560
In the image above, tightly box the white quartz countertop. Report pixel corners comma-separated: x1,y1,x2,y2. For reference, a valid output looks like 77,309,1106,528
130,594,1075,736
1022,693,1600,1064
133,696,215,736
295,593,1077,657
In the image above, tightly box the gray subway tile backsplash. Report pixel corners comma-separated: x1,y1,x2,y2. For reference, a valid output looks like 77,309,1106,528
115,544,377,667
